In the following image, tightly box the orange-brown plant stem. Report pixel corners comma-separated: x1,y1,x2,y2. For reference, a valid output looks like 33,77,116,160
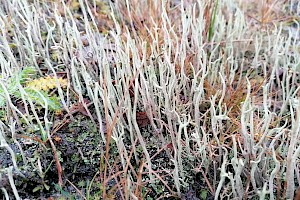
48,135,63,186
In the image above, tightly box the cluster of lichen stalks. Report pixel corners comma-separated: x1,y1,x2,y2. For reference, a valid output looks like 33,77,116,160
0,0,300,199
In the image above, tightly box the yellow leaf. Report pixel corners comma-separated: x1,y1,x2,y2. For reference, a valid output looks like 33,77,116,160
26,76,68,92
